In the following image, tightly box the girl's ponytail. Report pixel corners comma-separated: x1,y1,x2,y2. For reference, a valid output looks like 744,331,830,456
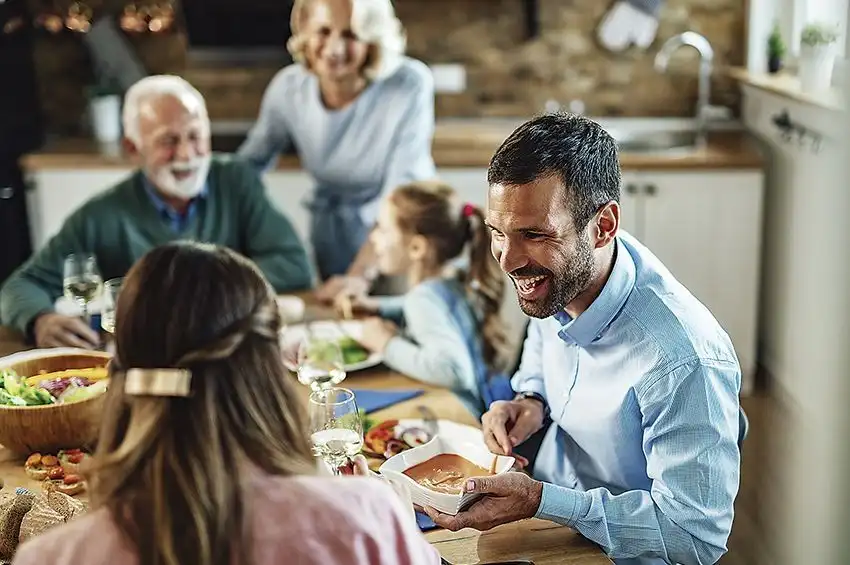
462,204,506,369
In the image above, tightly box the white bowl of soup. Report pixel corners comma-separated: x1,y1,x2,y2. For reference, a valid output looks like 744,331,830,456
379,435,515,515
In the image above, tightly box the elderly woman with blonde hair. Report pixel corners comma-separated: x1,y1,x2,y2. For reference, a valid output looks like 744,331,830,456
238,0,437,301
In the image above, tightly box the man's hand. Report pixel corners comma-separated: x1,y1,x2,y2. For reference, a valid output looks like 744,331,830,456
424,472,543,531
33,313,100,349
314,275,370,304
359,317,398,353
482,399,545,457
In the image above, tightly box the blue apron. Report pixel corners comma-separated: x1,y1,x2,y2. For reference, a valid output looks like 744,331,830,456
306,191,380,281
428,281,515,418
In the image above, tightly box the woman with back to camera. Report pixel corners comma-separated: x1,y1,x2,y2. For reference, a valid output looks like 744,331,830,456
12,242,439,565
238,0,437,302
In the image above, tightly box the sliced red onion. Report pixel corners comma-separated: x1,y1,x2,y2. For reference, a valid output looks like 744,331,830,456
383,439,407,459
401,428,432,447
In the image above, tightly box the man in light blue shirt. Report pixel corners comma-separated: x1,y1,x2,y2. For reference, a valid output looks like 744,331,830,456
424,114,742,565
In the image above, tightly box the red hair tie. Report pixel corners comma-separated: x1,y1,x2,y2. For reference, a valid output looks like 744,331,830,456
462,203,476,217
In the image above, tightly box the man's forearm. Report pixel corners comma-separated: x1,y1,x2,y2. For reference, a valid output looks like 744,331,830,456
535,483,728,565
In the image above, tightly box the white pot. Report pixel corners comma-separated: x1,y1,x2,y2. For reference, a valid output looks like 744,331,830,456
89,94,122,143
798,44,836,92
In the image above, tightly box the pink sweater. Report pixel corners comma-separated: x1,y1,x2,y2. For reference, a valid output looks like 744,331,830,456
12,474,441,565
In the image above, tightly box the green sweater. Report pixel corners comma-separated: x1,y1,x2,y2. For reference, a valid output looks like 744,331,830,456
0,155,314,335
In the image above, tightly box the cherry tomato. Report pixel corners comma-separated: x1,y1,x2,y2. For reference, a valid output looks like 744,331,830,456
64,448,82,455
63,474,81,485
48,466,65,480
68,453,84,464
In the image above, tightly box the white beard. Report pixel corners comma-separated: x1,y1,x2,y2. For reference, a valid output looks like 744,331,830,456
148,155,211,199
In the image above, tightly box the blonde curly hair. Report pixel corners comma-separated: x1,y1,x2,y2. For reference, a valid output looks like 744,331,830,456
287,0,407,81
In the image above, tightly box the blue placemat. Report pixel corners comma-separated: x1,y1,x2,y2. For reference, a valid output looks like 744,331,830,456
417,511,438,531
351,388,425,413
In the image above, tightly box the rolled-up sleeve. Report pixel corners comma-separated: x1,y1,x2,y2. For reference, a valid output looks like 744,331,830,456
534,359,741,565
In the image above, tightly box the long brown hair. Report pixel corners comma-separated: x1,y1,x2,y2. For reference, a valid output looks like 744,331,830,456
389,181,507,368
87,242,315,565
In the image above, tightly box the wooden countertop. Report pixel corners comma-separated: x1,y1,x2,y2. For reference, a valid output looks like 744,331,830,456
21,122,764,171
0,298,611,565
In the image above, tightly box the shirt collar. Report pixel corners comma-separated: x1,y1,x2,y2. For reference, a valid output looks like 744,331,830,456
142,176,208,217
554,238,636,347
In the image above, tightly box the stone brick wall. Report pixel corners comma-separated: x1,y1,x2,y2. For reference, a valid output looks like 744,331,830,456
29,0,744,133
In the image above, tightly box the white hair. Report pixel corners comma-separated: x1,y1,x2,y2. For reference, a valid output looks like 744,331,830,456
122,75,208,145
287,0,406,81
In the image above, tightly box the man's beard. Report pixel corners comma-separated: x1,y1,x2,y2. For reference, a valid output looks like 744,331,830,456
148,154,211,200
511,235,595,319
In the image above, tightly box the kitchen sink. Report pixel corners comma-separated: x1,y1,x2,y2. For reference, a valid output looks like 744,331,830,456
615,130,704,154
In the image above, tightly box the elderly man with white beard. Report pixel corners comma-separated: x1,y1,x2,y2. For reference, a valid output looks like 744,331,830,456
0,75,313,349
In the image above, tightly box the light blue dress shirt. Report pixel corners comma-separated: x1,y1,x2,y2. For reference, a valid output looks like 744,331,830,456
514,232,741,565
142,178,208,233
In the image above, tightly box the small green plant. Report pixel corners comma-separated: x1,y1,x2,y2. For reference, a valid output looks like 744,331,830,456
800,22,839,48
768,23,786,59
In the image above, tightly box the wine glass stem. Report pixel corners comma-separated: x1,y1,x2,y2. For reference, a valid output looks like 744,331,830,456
81,301,90,324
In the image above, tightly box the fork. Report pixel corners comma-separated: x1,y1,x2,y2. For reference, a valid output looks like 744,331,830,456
417,405,439,438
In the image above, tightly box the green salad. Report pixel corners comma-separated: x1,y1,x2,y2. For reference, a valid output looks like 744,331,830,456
0,369,55,406
338,336,369,365
0,368,108,407
306,336,370,366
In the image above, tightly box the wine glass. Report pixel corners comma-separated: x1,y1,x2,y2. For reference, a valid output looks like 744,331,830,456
309,388,363,475
62,254,103,324
100,277,123,335
296,334,346,391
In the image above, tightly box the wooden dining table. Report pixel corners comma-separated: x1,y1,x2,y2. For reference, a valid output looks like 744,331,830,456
0,298,611,565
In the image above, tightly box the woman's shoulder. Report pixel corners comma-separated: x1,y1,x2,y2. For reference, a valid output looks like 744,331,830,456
381,57,433,92
12,508,132,565
266,63,312,95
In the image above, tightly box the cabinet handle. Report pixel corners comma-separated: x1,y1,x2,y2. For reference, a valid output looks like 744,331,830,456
645,184,657,196
625,183,637,194
0,186,13,200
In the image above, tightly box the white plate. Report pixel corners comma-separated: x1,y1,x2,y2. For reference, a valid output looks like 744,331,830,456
280,320,382,373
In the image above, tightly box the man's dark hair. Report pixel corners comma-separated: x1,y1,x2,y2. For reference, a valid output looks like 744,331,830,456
487,113,621,229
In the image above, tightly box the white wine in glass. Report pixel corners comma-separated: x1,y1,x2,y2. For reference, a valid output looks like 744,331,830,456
100,277,123,334
62,254,102,323
309,388,363,474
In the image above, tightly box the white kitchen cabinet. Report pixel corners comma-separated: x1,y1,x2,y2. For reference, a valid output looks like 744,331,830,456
262,170,315,245
26,168,133,250
624,170,764,393
619,171,642,236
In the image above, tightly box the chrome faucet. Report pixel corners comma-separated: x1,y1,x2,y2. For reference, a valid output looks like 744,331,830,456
654,32,730,140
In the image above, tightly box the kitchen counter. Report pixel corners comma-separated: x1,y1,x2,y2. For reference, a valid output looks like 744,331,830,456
21,121,764,171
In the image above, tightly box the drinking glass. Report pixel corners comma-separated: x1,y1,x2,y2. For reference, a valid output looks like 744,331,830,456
296,334,346,391
309,388,363,475
62,254,102,323
100,277,123,335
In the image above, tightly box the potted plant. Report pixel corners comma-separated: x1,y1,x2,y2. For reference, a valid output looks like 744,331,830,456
798,22,839,91
86,75,123,144
767,22,785,73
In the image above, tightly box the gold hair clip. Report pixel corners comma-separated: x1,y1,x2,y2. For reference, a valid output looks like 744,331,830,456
124,368,192,397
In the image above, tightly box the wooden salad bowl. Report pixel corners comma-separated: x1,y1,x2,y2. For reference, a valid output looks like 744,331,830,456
0,349,111,454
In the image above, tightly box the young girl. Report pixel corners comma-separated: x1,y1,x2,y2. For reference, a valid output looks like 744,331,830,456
342,181,513,416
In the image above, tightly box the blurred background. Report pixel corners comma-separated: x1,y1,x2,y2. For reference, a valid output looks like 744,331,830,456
1,0,849,563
